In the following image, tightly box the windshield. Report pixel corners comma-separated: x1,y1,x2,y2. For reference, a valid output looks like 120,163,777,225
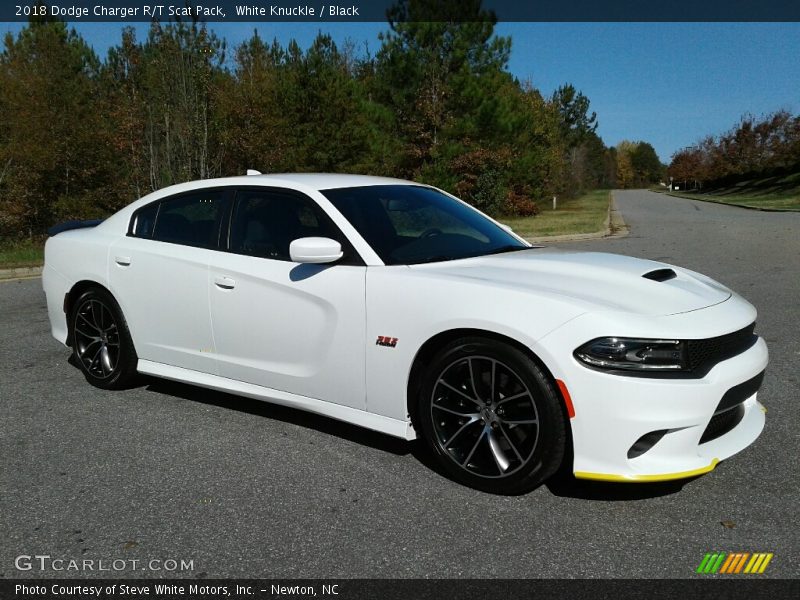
321,185,527,265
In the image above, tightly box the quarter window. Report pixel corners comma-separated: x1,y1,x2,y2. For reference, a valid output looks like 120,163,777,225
131,202,158,238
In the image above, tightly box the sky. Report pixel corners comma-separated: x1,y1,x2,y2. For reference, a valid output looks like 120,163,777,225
2,20,799,163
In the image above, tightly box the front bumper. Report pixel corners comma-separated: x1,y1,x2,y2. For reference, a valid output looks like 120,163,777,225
535,299,768,482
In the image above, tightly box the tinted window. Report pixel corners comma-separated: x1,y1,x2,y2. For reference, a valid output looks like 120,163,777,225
131,202,158,238
229,190,341,261
150,191,226,248
322,185,526,265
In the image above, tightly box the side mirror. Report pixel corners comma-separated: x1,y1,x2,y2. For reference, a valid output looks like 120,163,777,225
498,223,514,233
289,237,344,264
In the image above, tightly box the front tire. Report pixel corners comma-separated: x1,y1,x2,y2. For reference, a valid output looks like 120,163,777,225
69,287,138,390
416,337,566,494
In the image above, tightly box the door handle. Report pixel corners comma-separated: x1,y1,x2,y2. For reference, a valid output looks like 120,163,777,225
114,256,131,266
214,276,236,290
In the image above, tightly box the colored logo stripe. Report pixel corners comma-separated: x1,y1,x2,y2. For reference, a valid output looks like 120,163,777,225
697,552,773,574
744,553,774,574
719,553,749,573
697,552,726,573
719,553,736,573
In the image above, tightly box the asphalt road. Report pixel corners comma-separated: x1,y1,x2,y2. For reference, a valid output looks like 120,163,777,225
1,190,798,579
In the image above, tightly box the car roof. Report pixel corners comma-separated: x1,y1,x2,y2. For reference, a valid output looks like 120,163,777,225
101,173,426,232
245,173,416,191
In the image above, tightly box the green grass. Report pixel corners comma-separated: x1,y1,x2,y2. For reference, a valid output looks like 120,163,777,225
664,190,800,210
499,189,610,238
665,172,800,210
0,239,45,269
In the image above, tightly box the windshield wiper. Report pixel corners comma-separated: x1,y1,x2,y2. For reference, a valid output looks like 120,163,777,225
413,255,452,264
482,245,528,256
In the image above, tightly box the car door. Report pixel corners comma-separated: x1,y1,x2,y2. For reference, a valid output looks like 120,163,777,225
207,187,367,410
109,188,231,374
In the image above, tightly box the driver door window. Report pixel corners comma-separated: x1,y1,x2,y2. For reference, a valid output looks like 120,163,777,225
229,190,339,261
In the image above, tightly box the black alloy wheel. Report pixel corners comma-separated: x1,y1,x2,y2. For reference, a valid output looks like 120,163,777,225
417,337,566,494
70,288,138,389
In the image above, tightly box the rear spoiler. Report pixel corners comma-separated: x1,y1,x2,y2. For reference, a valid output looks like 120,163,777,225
47,219,104,236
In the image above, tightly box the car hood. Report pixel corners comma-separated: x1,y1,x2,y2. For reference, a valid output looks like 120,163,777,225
408,248,732,316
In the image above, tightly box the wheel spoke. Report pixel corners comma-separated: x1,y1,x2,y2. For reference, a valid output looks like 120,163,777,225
75,326,101,341
467,358,481,401
444,417,480,447
500,418,538,425
495,390,530,407
432,403,479,418
437,380,482,407
102,304,112,332
100,346,113,374
497,424,525,463
490,359,497,404
487,428,511,472
93,301,104,330
88,345,103,369
78,313,102,333
461,427,486,467
79,338,102,356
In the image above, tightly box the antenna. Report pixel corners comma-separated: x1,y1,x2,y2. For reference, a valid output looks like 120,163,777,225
246,169,262,176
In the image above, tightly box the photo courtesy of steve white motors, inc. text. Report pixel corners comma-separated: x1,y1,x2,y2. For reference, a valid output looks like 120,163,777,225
13,3,361,19
14,583,340,597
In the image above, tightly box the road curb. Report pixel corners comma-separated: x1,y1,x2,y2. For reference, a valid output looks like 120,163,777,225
524,191,629,244
0,265,43,281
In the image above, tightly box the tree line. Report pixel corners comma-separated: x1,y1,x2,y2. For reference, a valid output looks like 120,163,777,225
669,110,800,191
0,0,662,240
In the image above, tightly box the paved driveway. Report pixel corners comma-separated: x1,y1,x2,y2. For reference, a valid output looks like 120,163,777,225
1,190,798,578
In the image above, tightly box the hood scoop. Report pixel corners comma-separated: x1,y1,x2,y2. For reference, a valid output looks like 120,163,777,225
642,268,677,282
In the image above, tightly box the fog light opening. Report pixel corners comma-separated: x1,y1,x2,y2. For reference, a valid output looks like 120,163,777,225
627,429,669,459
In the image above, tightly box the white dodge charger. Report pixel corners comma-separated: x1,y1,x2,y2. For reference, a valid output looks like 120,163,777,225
43,174,767,494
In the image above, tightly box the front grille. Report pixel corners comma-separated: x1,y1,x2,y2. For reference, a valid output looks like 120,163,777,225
700,404,745,444
687,323,757,374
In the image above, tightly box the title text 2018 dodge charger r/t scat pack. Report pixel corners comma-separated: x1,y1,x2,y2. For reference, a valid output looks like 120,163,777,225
43,174,767,494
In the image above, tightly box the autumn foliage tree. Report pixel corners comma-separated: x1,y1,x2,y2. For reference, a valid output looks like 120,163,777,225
0,1,652,240
614,140,664,188
668,111,800,190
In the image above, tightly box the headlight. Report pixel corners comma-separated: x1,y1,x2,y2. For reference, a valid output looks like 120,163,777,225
574,337,687,371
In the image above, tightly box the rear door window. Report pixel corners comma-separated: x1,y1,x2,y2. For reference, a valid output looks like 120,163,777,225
131,190,227,249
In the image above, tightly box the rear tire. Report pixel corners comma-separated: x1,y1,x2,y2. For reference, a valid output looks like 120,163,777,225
416,337,566,494
69,287,138,390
